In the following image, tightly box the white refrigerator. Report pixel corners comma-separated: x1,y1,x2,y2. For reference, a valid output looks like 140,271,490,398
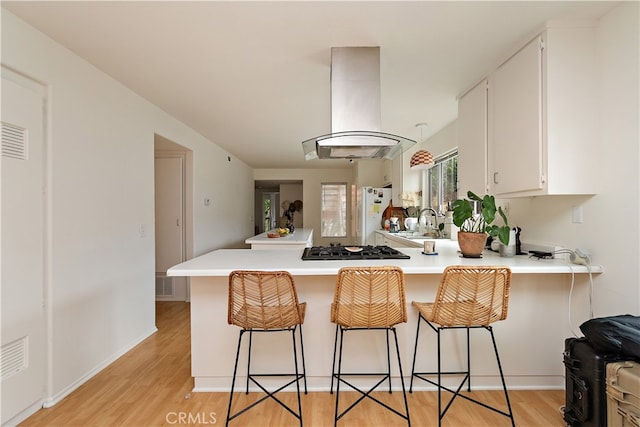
355,187,392,246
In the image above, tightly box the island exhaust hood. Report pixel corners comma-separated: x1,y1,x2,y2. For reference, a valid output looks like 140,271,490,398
302,47,416,160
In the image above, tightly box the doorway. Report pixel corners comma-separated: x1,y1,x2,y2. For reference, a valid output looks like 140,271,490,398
254,180,303,234
154,135,192,301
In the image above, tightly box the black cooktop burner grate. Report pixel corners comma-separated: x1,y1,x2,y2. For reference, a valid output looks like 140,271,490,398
301,245,410,261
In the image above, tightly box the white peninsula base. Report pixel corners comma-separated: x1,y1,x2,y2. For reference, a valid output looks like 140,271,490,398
169,243,602,392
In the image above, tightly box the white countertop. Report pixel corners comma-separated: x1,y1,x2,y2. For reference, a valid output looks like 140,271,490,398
168,239,603,277
245,228,313,245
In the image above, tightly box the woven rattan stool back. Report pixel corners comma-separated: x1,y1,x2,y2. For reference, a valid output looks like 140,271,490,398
331,266,407,328
228,270,304,330
431,265,511,327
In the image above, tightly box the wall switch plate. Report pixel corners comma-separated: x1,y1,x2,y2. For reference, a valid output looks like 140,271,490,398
571,205,583,223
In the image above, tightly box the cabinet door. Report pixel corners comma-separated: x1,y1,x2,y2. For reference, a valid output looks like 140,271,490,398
493,36,543,195
374,231,385,246
383,236,399,248
458,80,488,197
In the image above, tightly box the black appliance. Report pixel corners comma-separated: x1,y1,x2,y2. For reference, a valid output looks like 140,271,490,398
301,245,410,261
563,337,620,426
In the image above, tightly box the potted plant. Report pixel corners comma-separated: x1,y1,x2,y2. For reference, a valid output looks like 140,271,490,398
451,191,510,257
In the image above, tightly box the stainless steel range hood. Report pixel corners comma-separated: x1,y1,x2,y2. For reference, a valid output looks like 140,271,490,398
302,47,415,160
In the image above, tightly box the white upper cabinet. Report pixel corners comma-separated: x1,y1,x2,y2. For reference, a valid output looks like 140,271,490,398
457,79,488,197
459,22,599,198
492,23,599,197
492,36,544,195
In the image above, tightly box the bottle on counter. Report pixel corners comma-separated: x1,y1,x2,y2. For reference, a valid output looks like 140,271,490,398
443,211,453,239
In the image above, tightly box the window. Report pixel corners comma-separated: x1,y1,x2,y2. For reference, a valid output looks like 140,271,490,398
321,183,347,237
427,150,458,214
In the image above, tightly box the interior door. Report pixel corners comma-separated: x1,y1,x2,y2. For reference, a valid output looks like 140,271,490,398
154,156,184,273
1,69,46,424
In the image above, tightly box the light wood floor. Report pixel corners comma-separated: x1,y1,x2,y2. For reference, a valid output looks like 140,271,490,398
22,301,567,426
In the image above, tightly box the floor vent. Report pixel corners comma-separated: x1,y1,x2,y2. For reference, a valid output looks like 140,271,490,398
156,275,174,297
1,336,28,381
1,122,28,160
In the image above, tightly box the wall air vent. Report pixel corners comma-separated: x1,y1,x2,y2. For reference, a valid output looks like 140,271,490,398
1,336,28,381
1,122,28,160
155,275,174,297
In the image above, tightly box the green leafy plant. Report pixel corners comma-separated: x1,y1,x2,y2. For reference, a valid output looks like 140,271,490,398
452,191,511,245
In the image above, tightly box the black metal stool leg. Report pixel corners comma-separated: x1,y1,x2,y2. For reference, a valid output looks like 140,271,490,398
386,328,392,393
437,327,443,427
226,330,245,427
489,326,515,427
392,328,412,427
298,324,308,394
291,328,303,427
332,326,411,427
333,326,345,427
413,324,515,426
466,327,471,392
245,330,253,394
409,313,423,393
227,328,306,426
330,324,339,394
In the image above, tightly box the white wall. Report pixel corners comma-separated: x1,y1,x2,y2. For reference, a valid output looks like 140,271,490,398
255,168,355,246
1,9,254,409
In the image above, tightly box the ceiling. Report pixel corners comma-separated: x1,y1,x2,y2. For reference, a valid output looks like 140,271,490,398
3,1,617,169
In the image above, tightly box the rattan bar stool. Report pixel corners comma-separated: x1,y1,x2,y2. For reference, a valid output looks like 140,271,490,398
409,265,515,427
225,270,307,427
330,266,411,427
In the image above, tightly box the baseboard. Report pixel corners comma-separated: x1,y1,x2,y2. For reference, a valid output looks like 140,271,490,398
192,375,565,393
42,326,158,408
3,399,45,427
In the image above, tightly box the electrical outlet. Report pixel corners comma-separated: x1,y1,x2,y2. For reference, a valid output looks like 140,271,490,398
554,246,568,260
575,247,590,258
570,248,590,265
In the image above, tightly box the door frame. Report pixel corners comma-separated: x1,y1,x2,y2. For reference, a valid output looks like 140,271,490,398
154,135,192,301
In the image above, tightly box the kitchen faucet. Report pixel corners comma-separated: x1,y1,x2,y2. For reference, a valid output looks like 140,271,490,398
418,207,441,237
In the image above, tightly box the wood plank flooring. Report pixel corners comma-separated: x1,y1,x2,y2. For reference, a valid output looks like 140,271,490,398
22,301,567,426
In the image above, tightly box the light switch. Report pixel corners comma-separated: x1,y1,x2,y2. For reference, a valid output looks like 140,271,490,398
571,206,583,224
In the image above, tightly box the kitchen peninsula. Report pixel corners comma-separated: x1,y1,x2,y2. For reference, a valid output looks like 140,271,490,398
168,241,602,392
245,228,313,249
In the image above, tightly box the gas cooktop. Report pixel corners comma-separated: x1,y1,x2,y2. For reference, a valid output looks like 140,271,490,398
301,245,410,261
